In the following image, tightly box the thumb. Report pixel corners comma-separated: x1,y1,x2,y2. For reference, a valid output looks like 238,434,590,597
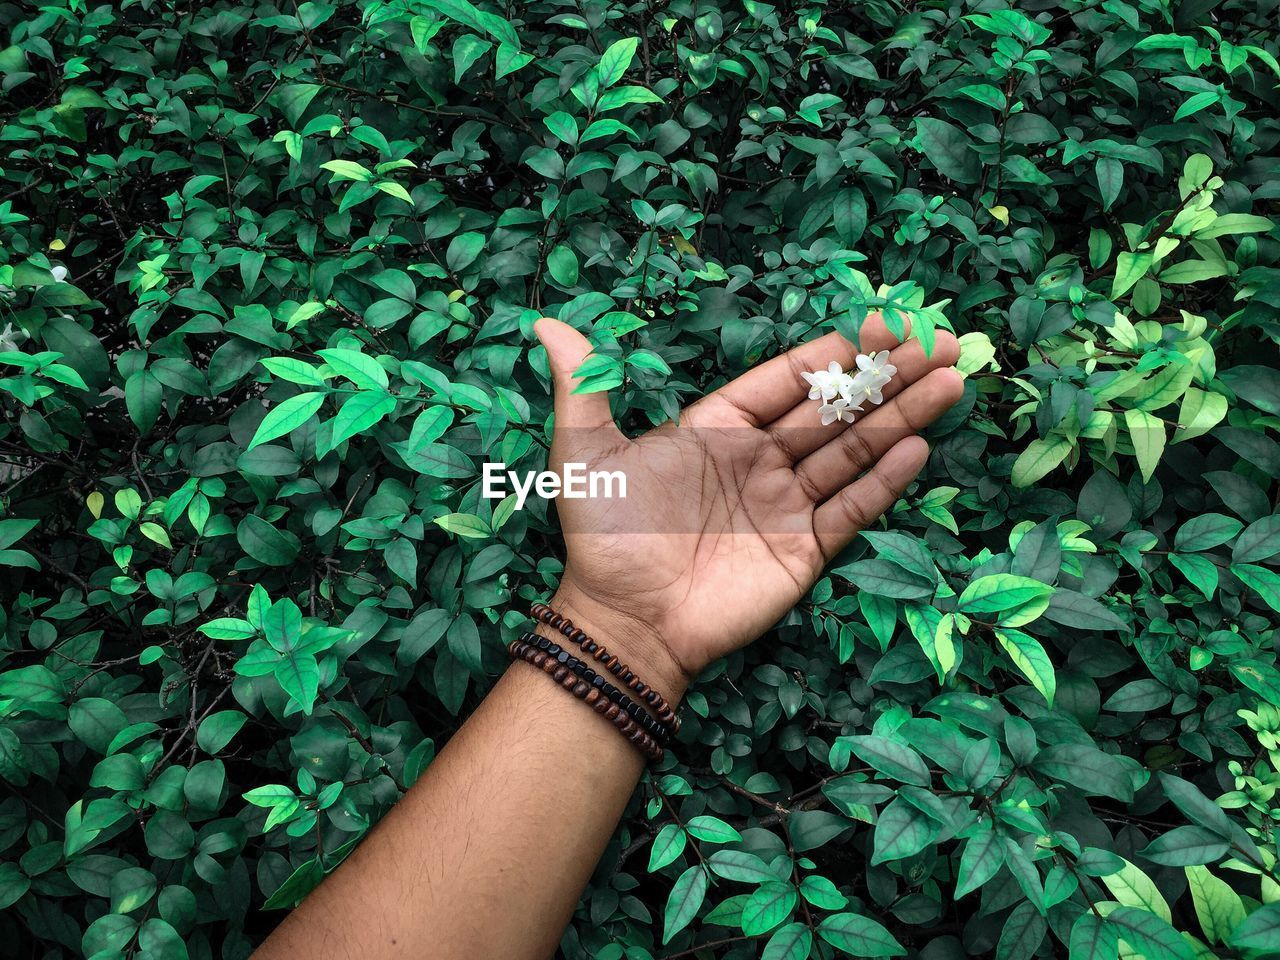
534,317,619,433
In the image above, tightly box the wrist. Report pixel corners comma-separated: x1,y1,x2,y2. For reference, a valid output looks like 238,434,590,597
535,581,690,707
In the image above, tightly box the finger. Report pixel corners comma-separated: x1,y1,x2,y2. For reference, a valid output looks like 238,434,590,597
699,312,909,426
813,435,931,561
766,331,960,462
533,317,621,434
795,367,964,502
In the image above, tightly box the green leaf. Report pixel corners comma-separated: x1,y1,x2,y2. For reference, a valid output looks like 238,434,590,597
1069,912,1120,960
707,850,776,883
836,559,935,600
741,881,796,936
329,390,396,448
1169,553,1219,600
996,901,1047,960
648,823,687,872
316,348,389,390
70,698,129,754
1112,251,1154,299
685,816,741,844
761,923,812,960
1140,825,1228,866
198,618,256,640
433,513,490,539
1234,515,1280,563
956,827,1004,897
319,159,373,183
1175,513,1243,552
789,810,853,851
196,711,247,754
274,652,320,714
1106,906,1193,960
237,516,301,566
1100,860,1171,920
261,357,327,386
662,865,707,944
0,861,30,911
446,232,485,272
1011,436,1073,487
597,85,662,112
871,798,937,864
1034,745,1136,802
994,628,1056,705
547,244,579,286
958,575,1054,627
818,911,906,957
110,866,158,914
844,735,931,786
597,37,638,87
913,117,980,184
248,392,326,450
1228,902,1280,952
1123,408,1165,482
1234,563,1280,612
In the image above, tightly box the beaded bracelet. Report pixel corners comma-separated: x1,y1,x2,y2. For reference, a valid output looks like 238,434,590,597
508,637,663,762
530,602,681,734
515,632,669,744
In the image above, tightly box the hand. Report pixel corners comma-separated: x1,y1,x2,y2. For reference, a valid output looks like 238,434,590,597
532,314,963,701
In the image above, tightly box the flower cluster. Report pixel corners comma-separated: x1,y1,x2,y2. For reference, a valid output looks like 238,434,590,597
801,351,897,425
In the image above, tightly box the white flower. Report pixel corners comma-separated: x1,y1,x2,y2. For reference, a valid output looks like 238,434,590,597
0,322,27,352
856,349,896,380
801,360,845,401
848,368,889,406
804,352,897,424
818,397,859,425
49,264,68,283
832,371,857,398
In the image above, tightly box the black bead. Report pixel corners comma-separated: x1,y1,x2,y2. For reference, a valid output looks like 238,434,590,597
556,650,569,664
583,668,596,683
592,674,605,688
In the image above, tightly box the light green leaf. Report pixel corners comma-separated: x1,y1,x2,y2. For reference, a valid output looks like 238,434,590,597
597,37,638,87
994,628,1056,706
248,393,325,451
662,865,707,944
1123,407,1165,482
1011,436,1072,487
818,911,906,957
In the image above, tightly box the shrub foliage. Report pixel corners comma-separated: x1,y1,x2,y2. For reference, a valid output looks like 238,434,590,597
2,0,1280,958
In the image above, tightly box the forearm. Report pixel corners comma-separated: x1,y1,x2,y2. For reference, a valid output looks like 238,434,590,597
253,590,686,960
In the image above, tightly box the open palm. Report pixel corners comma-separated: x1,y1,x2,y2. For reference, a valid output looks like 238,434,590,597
533,314,963,698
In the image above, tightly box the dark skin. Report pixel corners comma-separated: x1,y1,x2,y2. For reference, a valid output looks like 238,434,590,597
253,312,963,960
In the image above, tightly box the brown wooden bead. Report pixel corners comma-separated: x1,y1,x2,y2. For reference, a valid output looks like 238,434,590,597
528,601,681,738
506,639,662,761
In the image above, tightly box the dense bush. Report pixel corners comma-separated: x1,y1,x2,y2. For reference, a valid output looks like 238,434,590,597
2,0,1280,957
